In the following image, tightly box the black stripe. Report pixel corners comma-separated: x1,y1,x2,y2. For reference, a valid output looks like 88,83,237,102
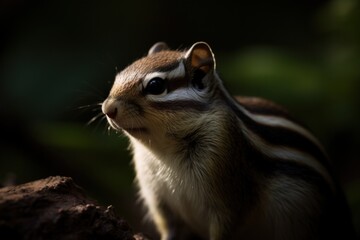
225,97,332,171
265,158,332,195
149,100,209,111
243,139,333,194
153,61,180,72
167,78,189,93
244,140,356,238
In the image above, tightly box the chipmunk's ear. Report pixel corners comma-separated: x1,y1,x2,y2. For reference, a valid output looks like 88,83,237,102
148,42,169,55
185,42,216,73
185,42,216,91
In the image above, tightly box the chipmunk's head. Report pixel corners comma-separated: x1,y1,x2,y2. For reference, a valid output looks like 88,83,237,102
102,42,221,144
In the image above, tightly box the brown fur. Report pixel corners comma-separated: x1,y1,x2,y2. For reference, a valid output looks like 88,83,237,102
102,42,356,240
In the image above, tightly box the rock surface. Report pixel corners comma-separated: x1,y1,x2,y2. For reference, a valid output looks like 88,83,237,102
0,176,149,240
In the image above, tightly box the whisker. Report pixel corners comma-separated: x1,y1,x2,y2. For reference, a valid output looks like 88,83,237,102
97,115,109,134
77,102,102,110
107,125,112,136
86,112,105,126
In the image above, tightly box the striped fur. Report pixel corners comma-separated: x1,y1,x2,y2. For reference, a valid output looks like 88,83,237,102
102,42,356,240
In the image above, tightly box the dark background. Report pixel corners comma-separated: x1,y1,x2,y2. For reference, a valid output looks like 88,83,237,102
1,0,359,238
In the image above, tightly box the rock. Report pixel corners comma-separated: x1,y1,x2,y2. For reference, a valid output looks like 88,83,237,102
0,176,150,240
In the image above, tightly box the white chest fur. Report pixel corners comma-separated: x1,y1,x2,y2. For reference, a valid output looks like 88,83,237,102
130,138,211,237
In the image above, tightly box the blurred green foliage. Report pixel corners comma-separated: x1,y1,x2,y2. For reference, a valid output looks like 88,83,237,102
0,0,359,236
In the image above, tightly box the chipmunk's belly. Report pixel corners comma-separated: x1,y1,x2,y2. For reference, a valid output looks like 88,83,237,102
160,175,210,238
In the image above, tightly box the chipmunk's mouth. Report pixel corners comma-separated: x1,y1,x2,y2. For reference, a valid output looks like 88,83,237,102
107,118,147,134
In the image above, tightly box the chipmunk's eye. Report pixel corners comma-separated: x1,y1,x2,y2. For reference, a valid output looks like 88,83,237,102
144,77,167,95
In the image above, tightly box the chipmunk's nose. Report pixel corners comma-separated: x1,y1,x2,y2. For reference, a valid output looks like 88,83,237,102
102,98,118,119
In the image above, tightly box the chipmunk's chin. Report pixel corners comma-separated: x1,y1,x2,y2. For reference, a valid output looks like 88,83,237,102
123,127,148,135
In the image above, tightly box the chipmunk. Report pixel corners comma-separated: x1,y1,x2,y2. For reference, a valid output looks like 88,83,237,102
102,42,356,240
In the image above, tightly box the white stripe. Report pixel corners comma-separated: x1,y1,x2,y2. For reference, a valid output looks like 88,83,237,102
218,82,333,187
143,62,185,85
240,106,325,152
218,82,326,155
143,61,209,102
242,125,333,188
143,62,191,100
167,62,186,79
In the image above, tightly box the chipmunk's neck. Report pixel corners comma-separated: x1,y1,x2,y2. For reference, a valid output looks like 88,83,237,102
129,94,244,171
